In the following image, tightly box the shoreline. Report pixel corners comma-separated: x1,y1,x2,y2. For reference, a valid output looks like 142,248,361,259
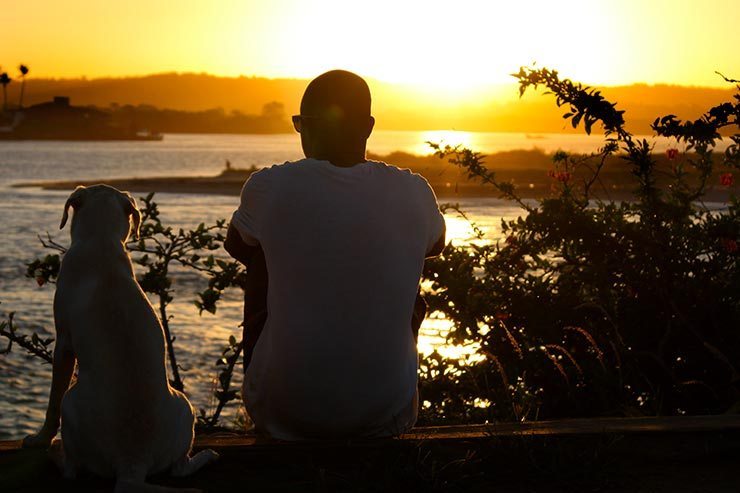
10,149,736,203
10,173,628,201
13,171,735,203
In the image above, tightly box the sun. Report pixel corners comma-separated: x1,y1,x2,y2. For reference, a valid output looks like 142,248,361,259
254,0,627,98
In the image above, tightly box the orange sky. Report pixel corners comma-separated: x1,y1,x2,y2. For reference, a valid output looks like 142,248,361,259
3,0,739,92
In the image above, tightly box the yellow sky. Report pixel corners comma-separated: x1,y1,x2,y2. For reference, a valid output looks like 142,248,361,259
3,0,739,90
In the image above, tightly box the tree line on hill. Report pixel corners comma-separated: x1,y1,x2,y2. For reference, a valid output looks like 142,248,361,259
3,71,736,134
107,101,291,134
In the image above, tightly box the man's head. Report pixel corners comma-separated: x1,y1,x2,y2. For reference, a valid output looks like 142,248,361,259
294,70,375,165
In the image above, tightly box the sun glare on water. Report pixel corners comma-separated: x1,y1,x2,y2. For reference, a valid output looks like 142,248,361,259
415,212,493,361
416,130,474,156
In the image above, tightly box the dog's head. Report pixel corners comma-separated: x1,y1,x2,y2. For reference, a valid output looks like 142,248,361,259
60,184,141,241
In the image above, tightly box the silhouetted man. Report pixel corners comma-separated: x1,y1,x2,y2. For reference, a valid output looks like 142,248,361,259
224,70,445,440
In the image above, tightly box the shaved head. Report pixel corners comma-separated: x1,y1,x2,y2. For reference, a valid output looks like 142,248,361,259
300,70,371,122
297,70,375,167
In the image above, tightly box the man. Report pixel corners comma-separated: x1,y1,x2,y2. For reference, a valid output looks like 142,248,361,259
224,70,445,440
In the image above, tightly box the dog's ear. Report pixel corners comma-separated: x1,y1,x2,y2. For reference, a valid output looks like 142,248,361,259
122,192,141,240
60,186,87,230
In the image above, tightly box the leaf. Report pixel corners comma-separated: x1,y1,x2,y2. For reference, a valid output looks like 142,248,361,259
572,113,583,128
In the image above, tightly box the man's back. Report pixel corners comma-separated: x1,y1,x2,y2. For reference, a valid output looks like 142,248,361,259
231,158,445,439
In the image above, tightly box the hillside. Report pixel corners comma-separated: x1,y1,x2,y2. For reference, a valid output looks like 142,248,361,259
4,73,736,133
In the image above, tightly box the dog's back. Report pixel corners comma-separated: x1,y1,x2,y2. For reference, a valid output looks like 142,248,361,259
58,242,174,455
52,186,204,483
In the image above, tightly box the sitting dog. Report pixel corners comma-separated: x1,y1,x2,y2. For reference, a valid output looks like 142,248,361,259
24,184,217,492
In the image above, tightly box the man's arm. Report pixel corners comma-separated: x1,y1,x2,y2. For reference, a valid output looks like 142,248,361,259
413,224,445,340
225,223,259,267
426,229,446,258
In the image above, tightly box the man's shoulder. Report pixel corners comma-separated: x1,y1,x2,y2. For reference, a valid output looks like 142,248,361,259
367,160,431,188
243,159,306,185
250,159,300,176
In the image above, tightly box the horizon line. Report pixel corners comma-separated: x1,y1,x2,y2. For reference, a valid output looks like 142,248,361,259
6,70,738,91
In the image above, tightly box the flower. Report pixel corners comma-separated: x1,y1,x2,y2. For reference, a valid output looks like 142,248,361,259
36,277,46,287
720,173,734,187
547,170,571,182
666,148,679,160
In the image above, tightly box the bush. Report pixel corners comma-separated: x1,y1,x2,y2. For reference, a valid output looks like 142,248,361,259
417,67,739,424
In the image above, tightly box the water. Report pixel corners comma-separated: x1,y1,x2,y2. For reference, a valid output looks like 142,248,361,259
0,130,724,440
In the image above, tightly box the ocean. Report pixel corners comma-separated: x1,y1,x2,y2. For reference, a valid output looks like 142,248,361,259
0,130,720,439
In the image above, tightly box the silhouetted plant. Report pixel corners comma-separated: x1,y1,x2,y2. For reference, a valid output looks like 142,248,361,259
0,309,53,363
17,64,29,109
198,334,243,428
418,66,739,424
0,71,11,112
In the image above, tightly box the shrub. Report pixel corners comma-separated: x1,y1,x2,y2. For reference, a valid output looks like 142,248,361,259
418,67,739,424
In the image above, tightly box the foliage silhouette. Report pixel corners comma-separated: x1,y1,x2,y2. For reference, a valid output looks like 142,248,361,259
417,66,739,424
18,64,29,109
0,71,11,112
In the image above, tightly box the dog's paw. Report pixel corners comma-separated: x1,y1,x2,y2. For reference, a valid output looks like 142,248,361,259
202,448,219,464
22,431,54,449
171,449,220,477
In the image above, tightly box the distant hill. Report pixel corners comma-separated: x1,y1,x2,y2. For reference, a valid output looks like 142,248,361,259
5,73,736,134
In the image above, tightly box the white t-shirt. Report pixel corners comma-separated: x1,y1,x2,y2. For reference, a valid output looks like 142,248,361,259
230,158,445,440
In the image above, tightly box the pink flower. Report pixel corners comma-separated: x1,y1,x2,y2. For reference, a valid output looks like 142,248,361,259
547,170,571,182
721,238,738,254
720,173,734,187
666,148,679,160
557,172,571,183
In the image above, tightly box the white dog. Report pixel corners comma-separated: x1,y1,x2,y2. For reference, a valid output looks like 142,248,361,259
24,184,217,492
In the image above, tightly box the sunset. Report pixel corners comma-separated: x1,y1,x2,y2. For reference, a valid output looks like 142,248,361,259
1,1,739,491
4,0,740,88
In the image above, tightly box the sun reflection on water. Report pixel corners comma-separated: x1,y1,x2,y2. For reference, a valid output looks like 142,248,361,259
412,130,474,156
416,212,496,363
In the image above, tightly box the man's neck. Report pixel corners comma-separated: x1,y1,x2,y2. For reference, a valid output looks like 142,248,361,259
311,151,367,168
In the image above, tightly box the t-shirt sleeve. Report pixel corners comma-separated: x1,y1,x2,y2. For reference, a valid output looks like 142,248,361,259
230,170,269,246
417,175,446,254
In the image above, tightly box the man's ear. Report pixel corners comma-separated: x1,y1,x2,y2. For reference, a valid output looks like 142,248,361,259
122,192,141,240
60,186,87,230
365,116,375,139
